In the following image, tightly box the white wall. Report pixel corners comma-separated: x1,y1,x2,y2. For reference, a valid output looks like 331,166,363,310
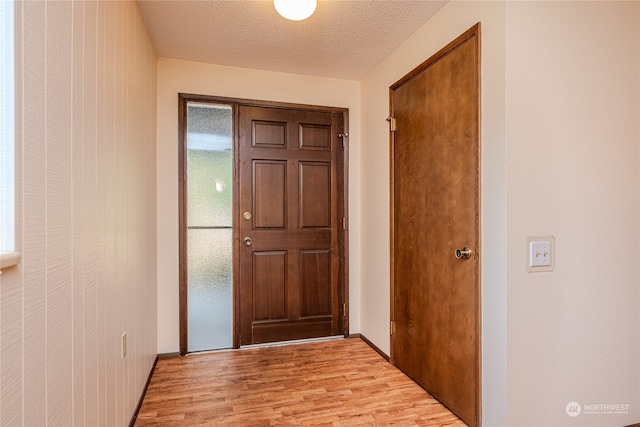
359,2,507,425
0,1,158,426
506,1,640,426
156,58,361,353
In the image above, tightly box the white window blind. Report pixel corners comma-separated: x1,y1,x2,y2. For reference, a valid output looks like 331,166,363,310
0,0,15,257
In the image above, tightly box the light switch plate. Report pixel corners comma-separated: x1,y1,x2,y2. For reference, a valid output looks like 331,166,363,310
530,241,551,267
527,235,555,272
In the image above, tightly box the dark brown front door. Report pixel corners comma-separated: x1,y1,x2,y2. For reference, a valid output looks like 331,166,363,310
238,105,346,345
390,25,481,427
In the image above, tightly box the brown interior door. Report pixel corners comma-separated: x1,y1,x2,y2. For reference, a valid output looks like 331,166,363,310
390,24,481,427
238,105,345,345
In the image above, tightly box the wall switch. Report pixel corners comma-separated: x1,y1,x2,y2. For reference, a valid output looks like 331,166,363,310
527,236,555,272
530,241,551,266
121,332,127,359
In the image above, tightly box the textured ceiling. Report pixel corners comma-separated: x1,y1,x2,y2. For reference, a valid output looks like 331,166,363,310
137,0,448,80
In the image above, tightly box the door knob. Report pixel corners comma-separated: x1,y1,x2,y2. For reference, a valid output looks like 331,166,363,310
243,237,252,247
455,247,473,259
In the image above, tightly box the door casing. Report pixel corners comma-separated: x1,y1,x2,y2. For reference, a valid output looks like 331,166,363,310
178,94,349,354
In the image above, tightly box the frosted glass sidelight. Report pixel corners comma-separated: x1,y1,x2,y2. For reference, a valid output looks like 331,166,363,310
187,103,233,227
187,228,233,351
187,149,232,227
186,102,233,352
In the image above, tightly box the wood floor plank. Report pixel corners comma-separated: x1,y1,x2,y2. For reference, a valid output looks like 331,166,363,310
135,338,467,426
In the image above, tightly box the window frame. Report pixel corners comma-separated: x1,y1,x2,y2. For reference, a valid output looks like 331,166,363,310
0,0,19,270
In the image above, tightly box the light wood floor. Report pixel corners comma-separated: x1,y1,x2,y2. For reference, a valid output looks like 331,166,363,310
135,338,467,426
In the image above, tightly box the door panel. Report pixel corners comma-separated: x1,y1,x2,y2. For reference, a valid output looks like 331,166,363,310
253,251,287,320
390,24,480,427
253,161,287,229
239,105,344,345
253,121,286,148
300,162,331,228
299,249,331,317
299,124,331,149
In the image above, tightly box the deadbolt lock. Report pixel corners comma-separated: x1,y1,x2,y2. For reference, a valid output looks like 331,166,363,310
243,211,252,220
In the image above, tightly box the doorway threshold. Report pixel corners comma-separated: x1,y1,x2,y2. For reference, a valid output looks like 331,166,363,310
185,335,346,357
240,335,345,350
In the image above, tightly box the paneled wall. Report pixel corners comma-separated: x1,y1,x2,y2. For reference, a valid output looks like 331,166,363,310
0,1,157,426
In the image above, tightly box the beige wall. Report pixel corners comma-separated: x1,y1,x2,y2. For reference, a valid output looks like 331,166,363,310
361,0,640,426
13,1,630,425
360,2,507,425
361,1,640,426
0,1,158,425
156,58,361,353
158,3,640,424
506,1,639,425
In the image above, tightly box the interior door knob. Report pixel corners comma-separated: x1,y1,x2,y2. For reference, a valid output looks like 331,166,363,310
243,237,252,247
455,247,472,259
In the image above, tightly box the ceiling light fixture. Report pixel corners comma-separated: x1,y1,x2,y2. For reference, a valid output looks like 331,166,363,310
273,0,317,21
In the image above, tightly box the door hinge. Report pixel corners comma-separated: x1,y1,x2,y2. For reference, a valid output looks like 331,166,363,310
386,116,396,132
342,217,346,230
339,133,348,148
390,320,395,336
